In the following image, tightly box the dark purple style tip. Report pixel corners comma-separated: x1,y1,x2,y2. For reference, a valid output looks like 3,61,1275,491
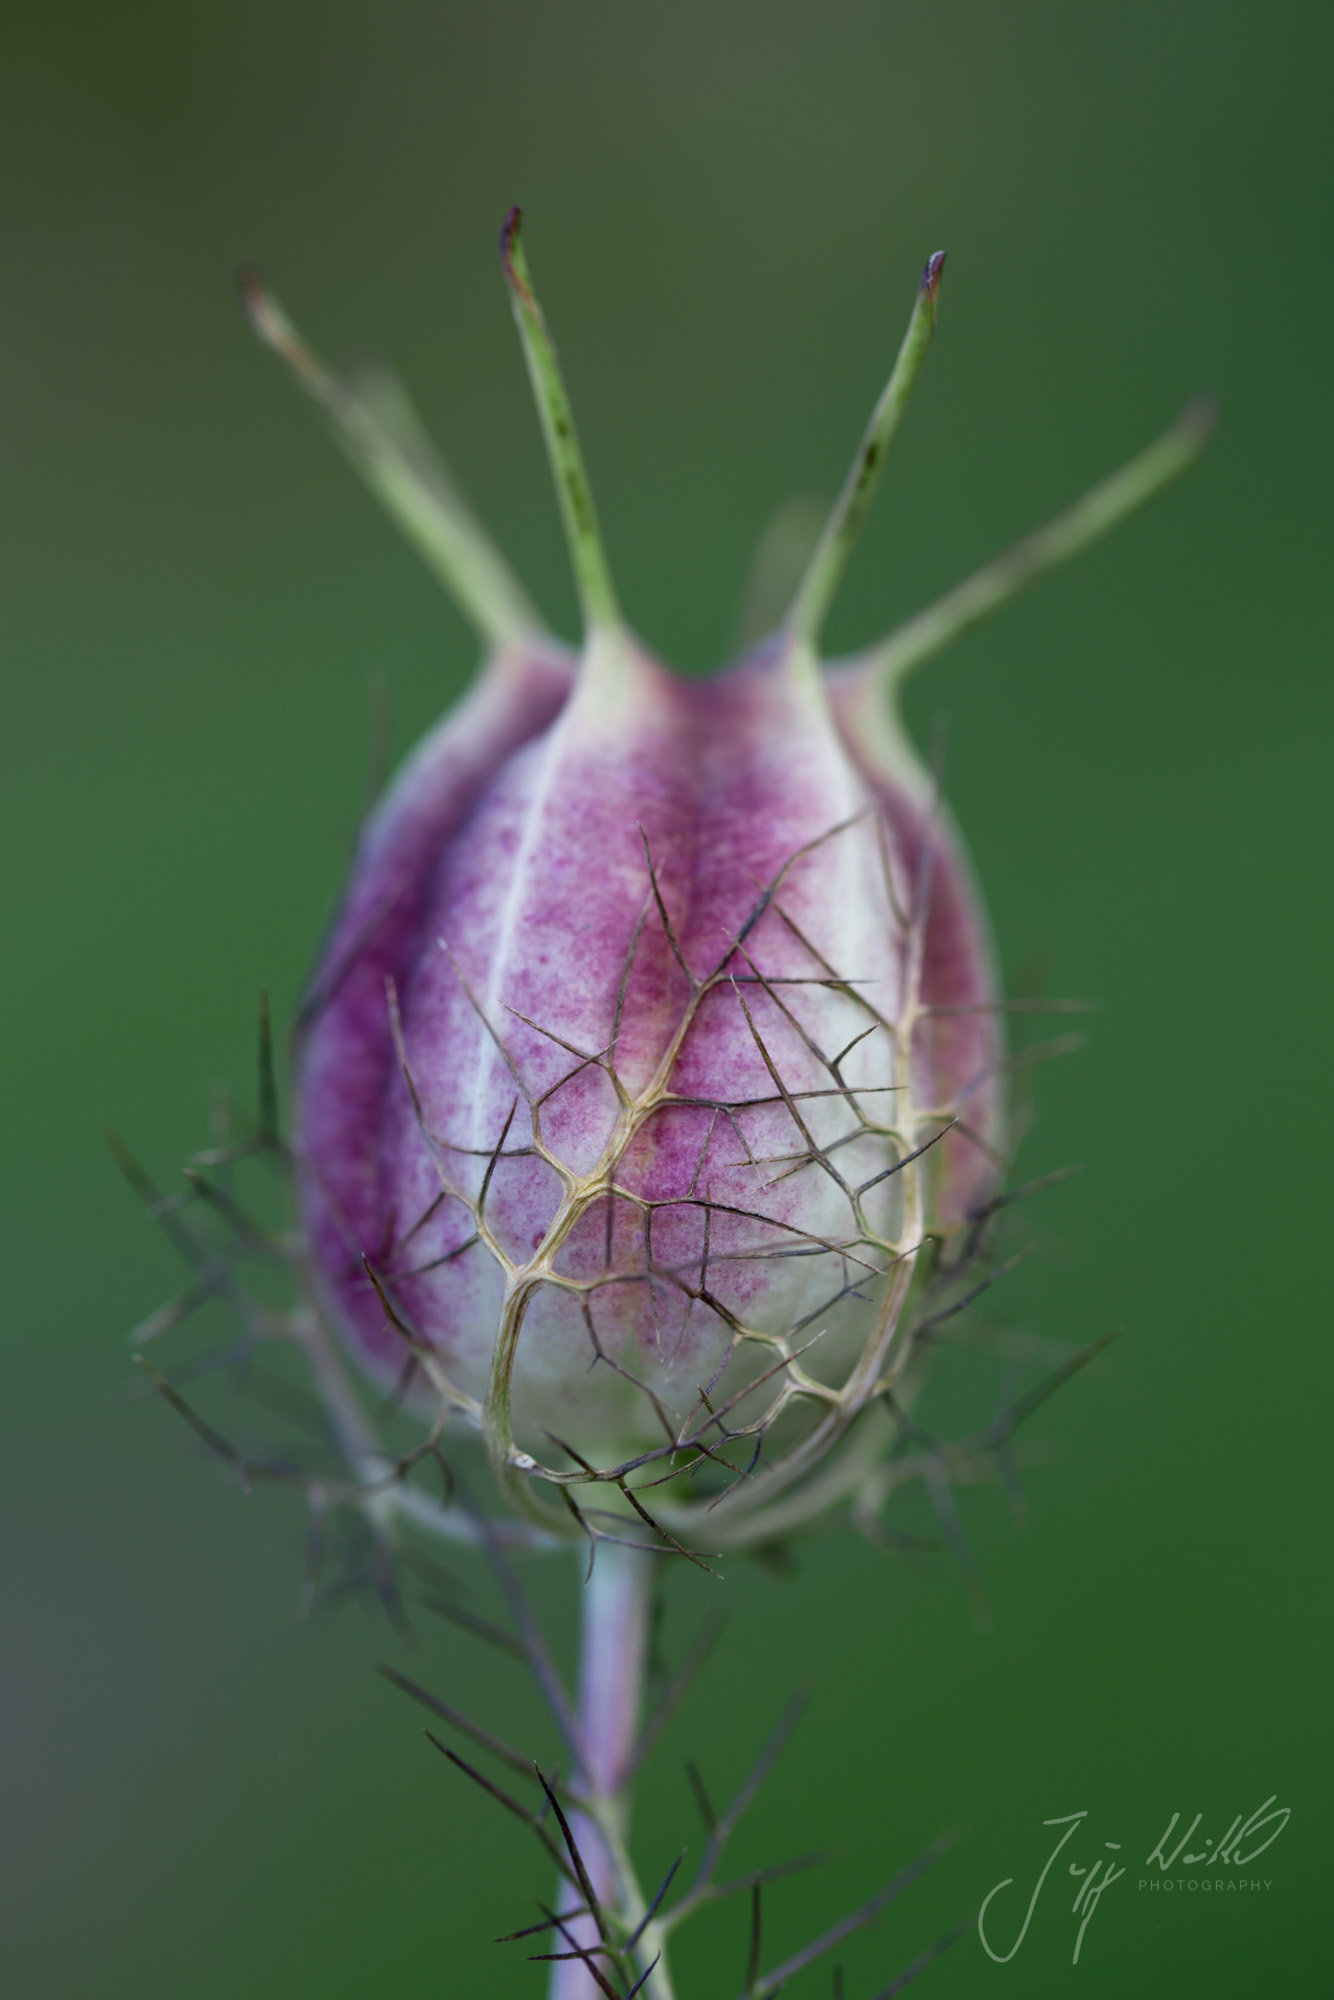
498,205,524,275
919,250,947,306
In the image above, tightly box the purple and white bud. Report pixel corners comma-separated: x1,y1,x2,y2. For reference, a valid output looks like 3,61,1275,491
245,218,1210,1537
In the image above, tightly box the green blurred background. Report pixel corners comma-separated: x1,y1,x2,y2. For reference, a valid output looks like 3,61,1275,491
3,1,1329,1993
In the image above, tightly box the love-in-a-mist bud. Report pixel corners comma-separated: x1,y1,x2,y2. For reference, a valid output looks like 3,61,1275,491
244,219,1210,1542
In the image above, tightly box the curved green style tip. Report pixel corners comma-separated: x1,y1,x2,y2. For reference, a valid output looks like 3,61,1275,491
783,251,947,651
857,397,1218,696
498,209,623,638
239,265,543,651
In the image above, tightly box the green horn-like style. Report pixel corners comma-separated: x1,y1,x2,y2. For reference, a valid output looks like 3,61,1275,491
240,266,543,648
498,208,623,638
857,398,1217,696
784,251,946,650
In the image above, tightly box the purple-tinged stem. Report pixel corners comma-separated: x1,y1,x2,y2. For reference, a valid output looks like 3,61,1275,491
551,1541,670,2000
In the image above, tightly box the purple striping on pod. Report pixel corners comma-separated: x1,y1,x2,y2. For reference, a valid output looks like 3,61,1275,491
243,215,1211,1502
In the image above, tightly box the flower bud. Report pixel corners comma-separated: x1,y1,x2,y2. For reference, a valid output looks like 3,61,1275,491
246,219,1210,1537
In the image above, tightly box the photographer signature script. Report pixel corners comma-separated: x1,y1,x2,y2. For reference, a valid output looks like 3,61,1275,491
978,1798,1289,1964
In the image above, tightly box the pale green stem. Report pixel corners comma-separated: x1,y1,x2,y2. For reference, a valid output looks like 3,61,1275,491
499,210,623,638
240,268,544,648
784,252,946,649
855,398,1217,697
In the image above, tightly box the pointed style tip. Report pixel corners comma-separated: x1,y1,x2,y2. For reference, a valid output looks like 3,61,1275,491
919,251,947,312
236,260,262,311
236,265,313,381
498,207,534,305
1178,394,1220,445
237,261,276,340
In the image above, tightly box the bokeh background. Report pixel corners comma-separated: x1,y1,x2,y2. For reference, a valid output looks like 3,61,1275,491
3,2,1329,1994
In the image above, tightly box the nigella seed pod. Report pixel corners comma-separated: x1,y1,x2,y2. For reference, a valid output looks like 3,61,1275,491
245,218,1211,1541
